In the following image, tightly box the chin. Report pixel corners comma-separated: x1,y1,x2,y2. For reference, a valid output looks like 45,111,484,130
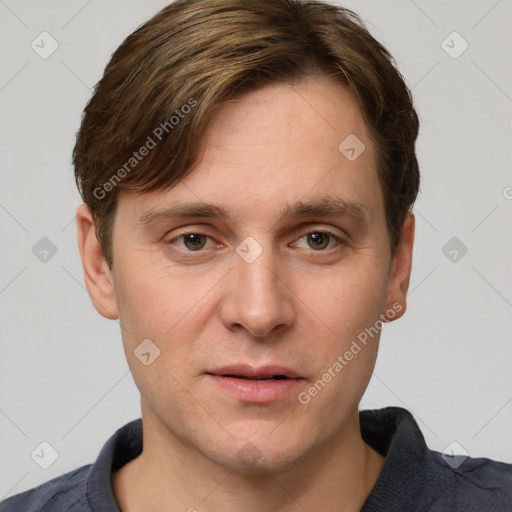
221,448,303,475
202,428,312,475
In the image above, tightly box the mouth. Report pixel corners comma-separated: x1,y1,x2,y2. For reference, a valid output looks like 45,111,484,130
219,374,290,381
205,364,305,403
206,364,303,380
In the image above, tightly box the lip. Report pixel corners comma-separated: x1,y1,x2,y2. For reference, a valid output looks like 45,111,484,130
207,364,302,379
205,364,305,403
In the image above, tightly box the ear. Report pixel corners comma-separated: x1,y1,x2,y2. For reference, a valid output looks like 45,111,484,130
383,210,415,321
76,203,118,320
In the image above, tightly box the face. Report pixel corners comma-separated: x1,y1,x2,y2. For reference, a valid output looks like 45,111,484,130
79,75,413,473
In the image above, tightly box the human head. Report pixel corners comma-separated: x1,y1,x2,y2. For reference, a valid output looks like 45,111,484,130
73,0,419,269
74,0,418,482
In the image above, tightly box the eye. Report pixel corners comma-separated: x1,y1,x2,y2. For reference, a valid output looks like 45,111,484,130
294,231,343,251
167,233,214,251
166,230,345,253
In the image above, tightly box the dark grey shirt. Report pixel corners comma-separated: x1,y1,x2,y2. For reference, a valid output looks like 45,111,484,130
1,407,511,511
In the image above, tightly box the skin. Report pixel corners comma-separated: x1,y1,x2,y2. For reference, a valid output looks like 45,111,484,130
77,75,414,512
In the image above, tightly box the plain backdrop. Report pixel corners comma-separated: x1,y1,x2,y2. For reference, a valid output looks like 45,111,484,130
1,0,511,498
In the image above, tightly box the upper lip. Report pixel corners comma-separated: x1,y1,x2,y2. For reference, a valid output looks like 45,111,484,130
206,364,302,379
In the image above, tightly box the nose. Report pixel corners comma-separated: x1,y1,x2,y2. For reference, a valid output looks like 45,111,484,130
220,241,296,339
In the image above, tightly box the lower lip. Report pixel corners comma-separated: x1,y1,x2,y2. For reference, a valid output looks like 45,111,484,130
206,375,305,403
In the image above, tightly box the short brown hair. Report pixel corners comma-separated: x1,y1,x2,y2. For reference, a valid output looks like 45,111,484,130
73,0,420,268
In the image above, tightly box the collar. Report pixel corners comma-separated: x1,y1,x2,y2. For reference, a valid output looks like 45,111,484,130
85,407,430,511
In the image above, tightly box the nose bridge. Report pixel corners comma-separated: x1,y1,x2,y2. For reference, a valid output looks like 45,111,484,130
236,236,282,307
223,235,294,338
240,244,278,294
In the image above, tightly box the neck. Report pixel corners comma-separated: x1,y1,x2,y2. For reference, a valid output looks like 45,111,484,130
113,410,385,512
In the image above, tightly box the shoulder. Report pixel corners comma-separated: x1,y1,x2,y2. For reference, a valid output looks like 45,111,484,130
0,419,142,512
427,450,512,510
360,407,512,511
0,465,91,512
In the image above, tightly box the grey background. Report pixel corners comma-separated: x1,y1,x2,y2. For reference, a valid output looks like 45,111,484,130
1,0,511,498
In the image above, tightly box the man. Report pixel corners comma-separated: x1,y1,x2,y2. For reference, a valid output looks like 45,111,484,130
1,0,511,511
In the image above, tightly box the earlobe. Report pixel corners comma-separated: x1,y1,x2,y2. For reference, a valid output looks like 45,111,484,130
383,210,415,321
76,204,118,320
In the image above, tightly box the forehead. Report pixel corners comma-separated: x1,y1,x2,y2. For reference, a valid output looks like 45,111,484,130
208,75,369,144
118,75,384,229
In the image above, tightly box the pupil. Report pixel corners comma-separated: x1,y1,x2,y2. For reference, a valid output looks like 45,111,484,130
308,232,329,250
185,234,206,250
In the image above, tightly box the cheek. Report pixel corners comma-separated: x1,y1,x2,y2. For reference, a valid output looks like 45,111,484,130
112,268,202,404
295,263,388,391
113,261,210,340
298,270,386,414
302,263,388,338
113,276,164,341
111,261,221,394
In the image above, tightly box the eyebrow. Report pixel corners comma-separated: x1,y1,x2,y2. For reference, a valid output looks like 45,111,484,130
138,195,370,229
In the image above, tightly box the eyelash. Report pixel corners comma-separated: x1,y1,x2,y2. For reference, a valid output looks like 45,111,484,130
166,230,345,253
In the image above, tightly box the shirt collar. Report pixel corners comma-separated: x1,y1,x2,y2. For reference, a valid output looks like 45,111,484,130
86,418,143,511
360,406,432,510
85,407,430,511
